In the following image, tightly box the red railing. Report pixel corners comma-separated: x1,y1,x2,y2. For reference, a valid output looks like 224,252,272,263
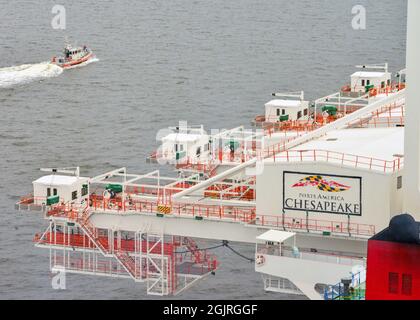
36,231,176,255
90,195,256,222
16,195,65,206
350,116,404,128
270,149,403,173
263,119,318,135
86,196,375,237
52,256,131,277
371,103,404,117
256,215,375,236
348,102,405,128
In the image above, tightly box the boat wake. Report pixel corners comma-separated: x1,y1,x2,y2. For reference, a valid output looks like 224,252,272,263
0,62,63,88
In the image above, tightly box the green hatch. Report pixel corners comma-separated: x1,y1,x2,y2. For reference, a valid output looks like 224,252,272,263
176,151,186,160
279,114,289,122
321,105,337,116
365,84,375,92
46,195,59,206
105,184,123,193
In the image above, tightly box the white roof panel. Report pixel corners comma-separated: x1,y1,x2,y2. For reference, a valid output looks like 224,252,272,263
257,230,296,243
33,175,86,186
351,71,387,78
161,133,205,142
265,99,302,108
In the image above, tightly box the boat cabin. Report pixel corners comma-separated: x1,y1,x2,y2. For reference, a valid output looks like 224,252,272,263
159,130,210,164
32,175,89,206
63,45,88,60
264,99,310,123
350,71,392,94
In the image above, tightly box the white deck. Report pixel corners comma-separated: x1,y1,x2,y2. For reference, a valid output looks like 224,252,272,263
268,127,404,161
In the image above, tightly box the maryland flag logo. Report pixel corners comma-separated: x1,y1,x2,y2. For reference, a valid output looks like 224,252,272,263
292,175,351,192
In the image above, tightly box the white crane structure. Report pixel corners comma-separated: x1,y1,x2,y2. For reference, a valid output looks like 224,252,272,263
15,1,417,300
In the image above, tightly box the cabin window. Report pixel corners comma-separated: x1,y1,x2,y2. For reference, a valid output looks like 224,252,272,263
361,79,365,86
366,79,370,85
196,147,201,155
47,188,51,197
276,109,280,116
81,185,88,197
402,274,412,296
72,191,78,200
179,144,184,152
53,188,57,196
297,111,302,119
282,109,285,115
303,108,308,116
387,79,391,86
174,144,178,152
388,272,399,294
381,81,385,88
397,176,402,189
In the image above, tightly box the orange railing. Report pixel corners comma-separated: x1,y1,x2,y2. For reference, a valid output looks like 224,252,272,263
86,196,375,237
264,121,317,137
16,195,57,205
270,149,403,173
256,215,375,236
350,116,404,128
371,102,404,117
348,102,405,128
90,195,256,221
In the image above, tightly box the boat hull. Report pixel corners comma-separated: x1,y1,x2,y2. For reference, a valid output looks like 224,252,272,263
52,52,94,69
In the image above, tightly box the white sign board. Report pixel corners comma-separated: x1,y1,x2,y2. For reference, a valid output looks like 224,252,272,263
283,171,362,216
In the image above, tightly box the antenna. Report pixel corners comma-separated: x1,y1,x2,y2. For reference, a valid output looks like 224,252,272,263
355,63,388,73
40,166,80,177
271,91,305,101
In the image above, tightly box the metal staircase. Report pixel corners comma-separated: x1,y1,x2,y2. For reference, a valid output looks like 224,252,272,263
75,209,150,282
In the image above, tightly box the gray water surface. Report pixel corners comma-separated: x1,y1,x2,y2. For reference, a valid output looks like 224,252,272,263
0,0,407,299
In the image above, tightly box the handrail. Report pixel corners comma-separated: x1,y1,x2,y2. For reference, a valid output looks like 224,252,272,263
269,149,403,173
85,196,375,237
256,214,375,236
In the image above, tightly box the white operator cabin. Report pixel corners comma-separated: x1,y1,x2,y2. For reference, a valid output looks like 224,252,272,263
350,71,392,93
33,175,90,206
264,99,310,123
160,130,210,164
256,127,404,235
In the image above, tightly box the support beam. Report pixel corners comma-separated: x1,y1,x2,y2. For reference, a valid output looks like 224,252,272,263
90,167,126,183
89,212,367,255
403,0,420,218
